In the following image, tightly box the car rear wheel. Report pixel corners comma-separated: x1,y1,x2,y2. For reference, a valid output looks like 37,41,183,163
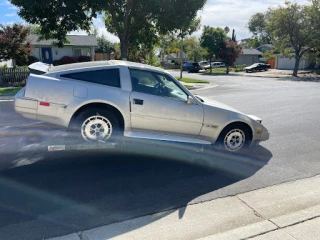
71,108,120,143
216,123,251,152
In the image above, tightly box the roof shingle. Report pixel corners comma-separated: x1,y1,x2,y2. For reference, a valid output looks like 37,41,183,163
28,34,98,47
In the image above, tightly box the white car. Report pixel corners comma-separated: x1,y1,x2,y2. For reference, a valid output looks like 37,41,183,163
14,61,269,152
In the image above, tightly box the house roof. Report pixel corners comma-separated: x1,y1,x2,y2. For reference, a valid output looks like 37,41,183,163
242,48,263,55
27,34,98,47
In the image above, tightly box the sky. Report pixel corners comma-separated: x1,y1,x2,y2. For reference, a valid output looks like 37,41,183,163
0,0,309,43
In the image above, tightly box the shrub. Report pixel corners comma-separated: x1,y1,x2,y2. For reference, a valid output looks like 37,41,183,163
316,69,320,75
59,56,75,65
77,55,92,62
52,60,62,66
16,56,39,66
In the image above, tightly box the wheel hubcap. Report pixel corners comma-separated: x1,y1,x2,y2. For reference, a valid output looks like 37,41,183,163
81,116,112,141
224,129,245,151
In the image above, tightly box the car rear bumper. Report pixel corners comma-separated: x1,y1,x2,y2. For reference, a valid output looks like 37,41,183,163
14,88,38,120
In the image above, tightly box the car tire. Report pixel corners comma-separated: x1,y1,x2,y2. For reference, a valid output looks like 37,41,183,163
246,70,249,73
71,108,120,143
215,123,251,152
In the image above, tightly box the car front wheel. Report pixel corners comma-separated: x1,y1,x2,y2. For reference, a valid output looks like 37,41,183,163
216,124,251,152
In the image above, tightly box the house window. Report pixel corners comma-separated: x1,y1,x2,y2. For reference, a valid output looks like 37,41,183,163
73,48,91,57
31,48,40,60
73,48,82,57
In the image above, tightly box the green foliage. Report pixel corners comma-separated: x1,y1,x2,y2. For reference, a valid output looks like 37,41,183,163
16,55,39,66
266,0,320,76
316,69,320,75
184,37,206,62
200,26,228,73
262,50,276,60
11,0,206,59
96,35,117,54
0,24,32,65
176,78,209,84
247,12,272,44
234,64,246,72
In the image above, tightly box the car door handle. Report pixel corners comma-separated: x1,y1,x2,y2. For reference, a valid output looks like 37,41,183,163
133,99,143,105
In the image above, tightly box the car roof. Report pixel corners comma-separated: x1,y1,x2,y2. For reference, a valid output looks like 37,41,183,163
48,60,166,74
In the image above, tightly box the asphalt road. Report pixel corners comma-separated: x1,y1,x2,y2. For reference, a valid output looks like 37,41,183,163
0,73,319,240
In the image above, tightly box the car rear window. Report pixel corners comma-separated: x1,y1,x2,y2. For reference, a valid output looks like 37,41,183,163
61,69,120,88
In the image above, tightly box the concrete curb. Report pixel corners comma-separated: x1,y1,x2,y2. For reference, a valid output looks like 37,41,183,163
47,174,320,240
0,96,14,100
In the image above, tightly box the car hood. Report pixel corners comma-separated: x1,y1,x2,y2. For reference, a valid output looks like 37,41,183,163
196,95,243,114
245,66,254,69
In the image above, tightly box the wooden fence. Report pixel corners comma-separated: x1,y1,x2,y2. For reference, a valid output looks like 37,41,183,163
94,53,115,61
0,68,30,87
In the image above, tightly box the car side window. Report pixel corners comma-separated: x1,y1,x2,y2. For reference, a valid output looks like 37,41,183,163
130,69,188,102
61,69,120,88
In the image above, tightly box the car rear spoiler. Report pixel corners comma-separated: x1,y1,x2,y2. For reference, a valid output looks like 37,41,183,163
28,62,52,75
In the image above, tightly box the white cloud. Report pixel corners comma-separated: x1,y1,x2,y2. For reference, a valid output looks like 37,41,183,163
192,0,309,40
0,0,9,5
5,13,16,17
8,5,18,10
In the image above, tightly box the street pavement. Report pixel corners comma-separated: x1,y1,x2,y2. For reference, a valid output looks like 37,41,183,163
0,73,319,240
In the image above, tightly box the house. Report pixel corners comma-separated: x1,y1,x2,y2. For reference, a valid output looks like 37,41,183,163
28,34,98,64
164,51,187,64
234,48,262,66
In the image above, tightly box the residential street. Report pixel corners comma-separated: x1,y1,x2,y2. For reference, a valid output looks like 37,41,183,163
0,74,320,240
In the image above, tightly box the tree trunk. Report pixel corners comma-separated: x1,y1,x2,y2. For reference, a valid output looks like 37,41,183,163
209,57,212,74
293,54,300,77
180,39,183,79
120,39,128,60
226,65,229,74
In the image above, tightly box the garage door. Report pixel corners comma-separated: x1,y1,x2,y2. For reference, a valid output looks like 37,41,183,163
277,56,306,70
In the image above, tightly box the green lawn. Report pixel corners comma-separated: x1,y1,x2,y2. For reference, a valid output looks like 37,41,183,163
202,67,245,75
183,84,194,89
0,87,22,97
177,78,210,84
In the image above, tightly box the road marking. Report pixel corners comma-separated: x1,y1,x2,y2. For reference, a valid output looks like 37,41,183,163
0,99,14,102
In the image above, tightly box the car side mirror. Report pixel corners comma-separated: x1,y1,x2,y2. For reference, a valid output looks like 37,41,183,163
187,96,196,105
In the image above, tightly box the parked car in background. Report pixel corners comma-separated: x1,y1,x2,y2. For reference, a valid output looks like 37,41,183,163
203,62,225,70
182,61,194,71
188,63,202,73
198,61,208,68
14,61,269,152
245,63,270,73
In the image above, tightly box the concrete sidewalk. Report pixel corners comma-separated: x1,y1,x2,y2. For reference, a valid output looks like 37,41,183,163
48,174,320,240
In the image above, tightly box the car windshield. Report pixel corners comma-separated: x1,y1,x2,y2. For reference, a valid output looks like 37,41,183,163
1,0,319,240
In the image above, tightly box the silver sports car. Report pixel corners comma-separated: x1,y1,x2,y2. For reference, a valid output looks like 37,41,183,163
14,60,269,152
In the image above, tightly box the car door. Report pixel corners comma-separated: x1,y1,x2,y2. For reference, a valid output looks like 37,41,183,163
129,69,204,138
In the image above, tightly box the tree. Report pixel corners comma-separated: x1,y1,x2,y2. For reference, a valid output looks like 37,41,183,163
217,41,242,74
0,23,32,67
96,35,117,57
247,12,272,44
29,24,41,34
266,1,320,76
184,37,206,62
10,0,206,60
200,26,227,73
175,17,201,78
